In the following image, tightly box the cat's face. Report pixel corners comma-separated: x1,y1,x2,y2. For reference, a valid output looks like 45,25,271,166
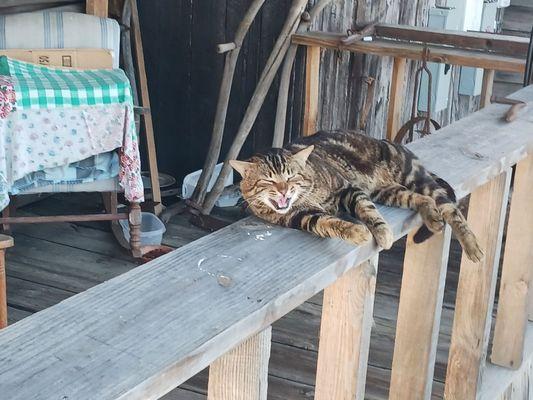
230,146,314,214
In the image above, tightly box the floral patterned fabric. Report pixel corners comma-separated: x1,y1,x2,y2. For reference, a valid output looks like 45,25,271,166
0,103,144,210
0,76,16,119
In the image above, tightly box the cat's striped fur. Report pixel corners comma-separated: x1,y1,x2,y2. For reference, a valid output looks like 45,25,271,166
230,130,483,262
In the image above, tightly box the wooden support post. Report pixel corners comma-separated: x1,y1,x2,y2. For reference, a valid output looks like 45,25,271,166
303,46,321,137
86,0,108,17
315,258,377,400
389,226,452,400
130,0,162,215
492,155,533,369
386,57,407,141
480,69,495,108
0,234,14,329
128,202,142,258
208,327,271,400
444,170,511,400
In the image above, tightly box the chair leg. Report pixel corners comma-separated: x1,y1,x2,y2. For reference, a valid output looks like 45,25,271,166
102,191,118,214
0,235,14,329
129,202,142,258
2,199,15,233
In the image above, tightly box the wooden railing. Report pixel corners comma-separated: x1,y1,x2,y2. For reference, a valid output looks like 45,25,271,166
1,25,533,398
0,85,532,399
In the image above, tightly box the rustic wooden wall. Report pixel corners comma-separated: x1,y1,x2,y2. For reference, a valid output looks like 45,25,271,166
0,0,486,182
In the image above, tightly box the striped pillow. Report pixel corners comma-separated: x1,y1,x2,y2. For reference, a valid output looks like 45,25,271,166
0,11,120,68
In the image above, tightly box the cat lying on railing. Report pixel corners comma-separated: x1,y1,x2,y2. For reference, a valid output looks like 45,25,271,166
230,129,483,262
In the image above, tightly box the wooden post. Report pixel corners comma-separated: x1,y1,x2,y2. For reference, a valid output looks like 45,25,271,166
128,202,142,258
444,170,511,400
315,258,377,400
389,226,451,400
480,69,495,108
86,0,108,17
0,234,14,329
208,327,271,400
303,46,321,137
130,0,162,215
386,57,407,141
492,155,533,369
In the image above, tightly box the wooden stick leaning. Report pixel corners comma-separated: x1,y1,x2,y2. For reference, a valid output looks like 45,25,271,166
202,0,308,214
189,0,267,208
272,0,333,147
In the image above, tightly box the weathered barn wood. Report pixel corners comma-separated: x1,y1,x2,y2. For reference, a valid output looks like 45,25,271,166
292,32,525,73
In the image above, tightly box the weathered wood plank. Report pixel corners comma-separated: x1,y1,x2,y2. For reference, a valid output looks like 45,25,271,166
373,23,530,57
315,258,377,400
445,170,512,399
86,0,108,16
386,57,407,141
303,46,320,136
389,227,451,400
479,323,533,400
1,85,533,400
292,32,526,73
481,69,495,108
208,328,271,400
492,155,533,369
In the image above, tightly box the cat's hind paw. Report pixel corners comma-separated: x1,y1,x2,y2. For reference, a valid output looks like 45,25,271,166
420,203,445,233
372,224,394,250
462,233,485,263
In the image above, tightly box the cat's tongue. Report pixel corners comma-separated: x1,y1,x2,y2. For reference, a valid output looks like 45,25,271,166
277,197,289,208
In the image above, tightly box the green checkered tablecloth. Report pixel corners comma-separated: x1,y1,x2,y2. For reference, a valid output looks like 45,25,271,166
0,55,133,109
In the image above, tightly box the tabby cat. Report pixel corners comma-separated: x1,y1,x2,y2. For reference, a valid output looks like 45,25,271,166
230,129,483,262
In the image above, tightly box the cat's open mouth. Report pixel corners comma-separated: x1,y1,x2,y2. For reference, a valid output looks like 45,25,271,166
270,197,291,211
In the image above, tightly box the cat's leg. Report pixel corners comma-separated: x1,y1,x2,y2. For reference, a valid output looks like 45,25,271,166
371,184,445,234
285,209,372,246
339,187,394,249
375,182,483,262
407,172,484,262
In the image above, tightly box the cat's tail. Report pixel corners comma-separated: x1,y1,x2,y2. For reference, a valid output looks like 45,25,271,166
413,174,456,243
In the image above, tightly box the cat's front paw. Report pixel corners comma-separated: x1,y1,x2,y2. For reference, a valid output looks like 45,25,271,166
343,223,372,246
372,224,394,249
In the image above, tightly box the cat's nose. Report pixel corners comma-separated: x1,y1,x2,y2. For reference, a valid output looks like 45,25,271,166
275,182,288,196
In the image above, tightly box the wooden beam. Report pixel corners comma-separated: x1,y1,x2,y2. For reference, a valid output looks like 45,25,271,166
444,170,511,400
372,23,530,57
86,0,108,17
491,155,533,369
130,0,162,215
480,69,495,108
292,32,526,73
0,235,14,329
208,328,271,400
303,45,320,136
315,258,377,400
386,57,407,141
389,227,451,400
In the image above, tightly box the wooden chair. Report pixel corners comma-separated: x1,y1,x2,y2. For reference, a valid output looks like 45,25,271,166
0,9,142,257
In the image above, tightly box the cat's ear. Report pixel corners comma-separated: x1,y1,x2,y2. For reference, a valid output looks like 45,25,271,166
229,160,254,176
293,145,314,165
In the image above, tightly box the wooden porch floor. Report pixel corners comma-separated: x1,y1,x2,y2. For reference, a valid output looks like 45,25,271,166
6,193,470,400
